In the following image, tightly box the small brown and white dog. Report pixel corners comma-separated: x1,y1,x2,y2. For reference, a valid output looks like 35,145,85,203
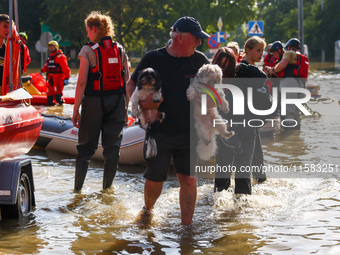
187,64,234,161
131,67,165,158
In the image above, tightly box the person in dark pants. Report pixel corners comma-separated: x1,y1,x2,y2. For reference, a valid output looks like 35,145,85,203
266,39,309,129
127,16,210,225
72,11,130,192
233,36,268,195
211,47,238,192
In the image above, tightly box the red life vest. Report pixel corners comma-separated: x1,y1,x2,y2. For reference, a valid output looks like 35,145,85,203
45,50,63,73
264,54,277,68
85,37,125,96
277,52,309,80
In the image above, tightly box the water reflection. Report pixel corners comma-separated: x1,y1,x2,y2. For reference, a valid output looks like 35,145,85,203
1,67,340,254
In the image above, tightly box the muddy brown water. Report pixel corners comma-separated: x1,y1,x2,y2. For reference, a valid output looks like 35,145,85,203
0,63,340,254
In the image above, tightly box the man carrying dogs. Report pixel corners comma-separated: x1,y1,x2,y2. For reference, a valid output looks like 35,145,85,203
127,16,210,225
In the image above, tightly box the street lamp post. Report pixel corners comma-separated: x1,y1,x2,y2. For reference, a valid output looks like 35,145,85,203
298,0,304,55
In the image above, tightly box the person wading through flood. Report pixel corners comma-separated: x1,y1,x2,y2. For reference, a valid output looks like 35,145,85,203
73,11,130,192
127,16,210,225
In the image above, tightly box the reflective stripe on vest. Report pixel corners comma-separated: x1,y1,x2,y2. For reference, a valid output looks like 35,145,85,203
46,52,62,73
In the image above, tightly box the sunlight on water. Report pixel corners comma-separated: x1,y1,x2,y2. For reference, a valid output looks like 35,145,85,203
1,67,340,254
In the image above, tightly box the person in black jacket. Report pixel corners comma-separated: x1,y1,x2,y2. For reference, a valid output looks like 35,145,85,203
212,47,239,192
127,16,210,225
232,36,268,195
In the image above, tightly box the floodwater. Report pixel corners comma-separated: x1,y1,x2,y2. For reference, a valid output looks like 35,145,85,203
0,63,340,255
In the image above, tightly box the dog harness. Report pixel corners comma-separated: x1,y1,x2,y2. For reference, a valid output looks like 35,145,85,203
85,36,125,95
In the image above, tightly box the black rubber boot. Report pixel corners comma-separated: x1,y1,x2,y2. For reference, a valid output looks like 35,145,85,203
214,178,231,192
74,159,90,192
47,95,54,106
55,94,64,105
103,168,117,190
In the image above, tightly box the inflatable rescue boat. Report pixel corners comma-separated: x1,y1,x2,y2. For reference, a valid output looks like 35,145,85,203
22,73,75,105
35,114,146,165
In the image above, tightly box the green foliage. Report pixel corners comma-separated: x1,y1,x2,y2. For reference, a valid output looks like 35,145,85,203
257,0,298,43
257,0,340,61
7,0,340,62
1,0,258,58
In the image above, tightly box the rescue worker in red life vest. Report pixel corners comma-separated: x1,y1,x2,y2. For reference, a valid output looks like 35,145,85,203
72,11,130,192
19,32,31,74
262,43,277,72
0,14,9,90
41,40,71,105
266,39,310,129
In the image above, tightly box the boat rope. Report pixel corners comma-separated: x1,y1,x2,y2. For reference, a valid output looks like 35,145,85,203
309,97,334,104
303,103,322,117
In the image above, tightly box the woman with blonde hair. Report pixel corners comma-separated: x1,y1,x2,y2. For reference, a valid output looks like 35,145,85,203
73,11,130,192
229,36,268,195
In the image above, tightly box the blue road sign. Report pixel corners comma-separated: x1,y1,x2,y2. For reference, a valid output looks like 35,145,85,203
216,31,226,43
248,21,264,36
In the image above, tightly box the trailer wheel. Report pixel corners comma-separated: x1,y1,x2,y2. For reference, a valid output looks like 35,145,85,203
1,173,32,219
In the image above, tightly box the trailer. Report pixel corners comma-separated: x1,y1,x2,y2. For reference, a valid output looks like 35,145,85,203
0,157,35,219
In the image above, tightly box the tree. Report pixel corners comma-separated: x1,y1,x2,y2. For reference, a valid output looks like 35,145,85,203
2,0,259,60
257,0,339,61
42,0,258,56
310,0,340,60
0,0,48,57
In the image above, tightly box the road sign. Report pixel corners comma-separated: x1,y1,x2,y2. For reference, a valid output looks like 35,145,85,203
216,31,226,43
248,21,264,36
35,40,48,53
207,34,220,49
217,17,223,31
41,24,71,47
40,32,53,46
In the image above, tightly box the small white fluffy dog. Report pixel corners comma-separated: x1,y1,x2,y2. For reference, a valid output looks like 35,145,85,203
187,64,234,161
131,68,165,158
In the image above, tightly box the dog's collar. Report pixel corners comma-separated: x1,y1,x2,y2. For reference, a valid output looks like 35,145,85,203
196,82,223,106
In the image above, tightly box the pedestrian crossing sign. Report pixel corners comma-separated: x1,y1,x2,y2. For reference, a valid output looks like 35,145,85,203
248,21,264,36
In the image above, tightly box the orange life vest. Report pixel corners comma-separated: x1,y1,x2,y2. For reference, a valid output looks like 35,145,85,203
85,36,125,96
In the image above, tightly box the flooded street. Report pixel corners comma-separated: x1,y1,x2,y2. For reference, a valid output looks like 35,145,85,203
1,64,340,254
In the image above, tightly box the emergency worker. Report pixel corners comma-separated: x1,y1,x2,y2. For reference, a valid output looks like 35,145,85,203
41,40,71,105
266,39,309,129
0,14,9,89
72,11,130,192
19,32,31,74
262,43,277,72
